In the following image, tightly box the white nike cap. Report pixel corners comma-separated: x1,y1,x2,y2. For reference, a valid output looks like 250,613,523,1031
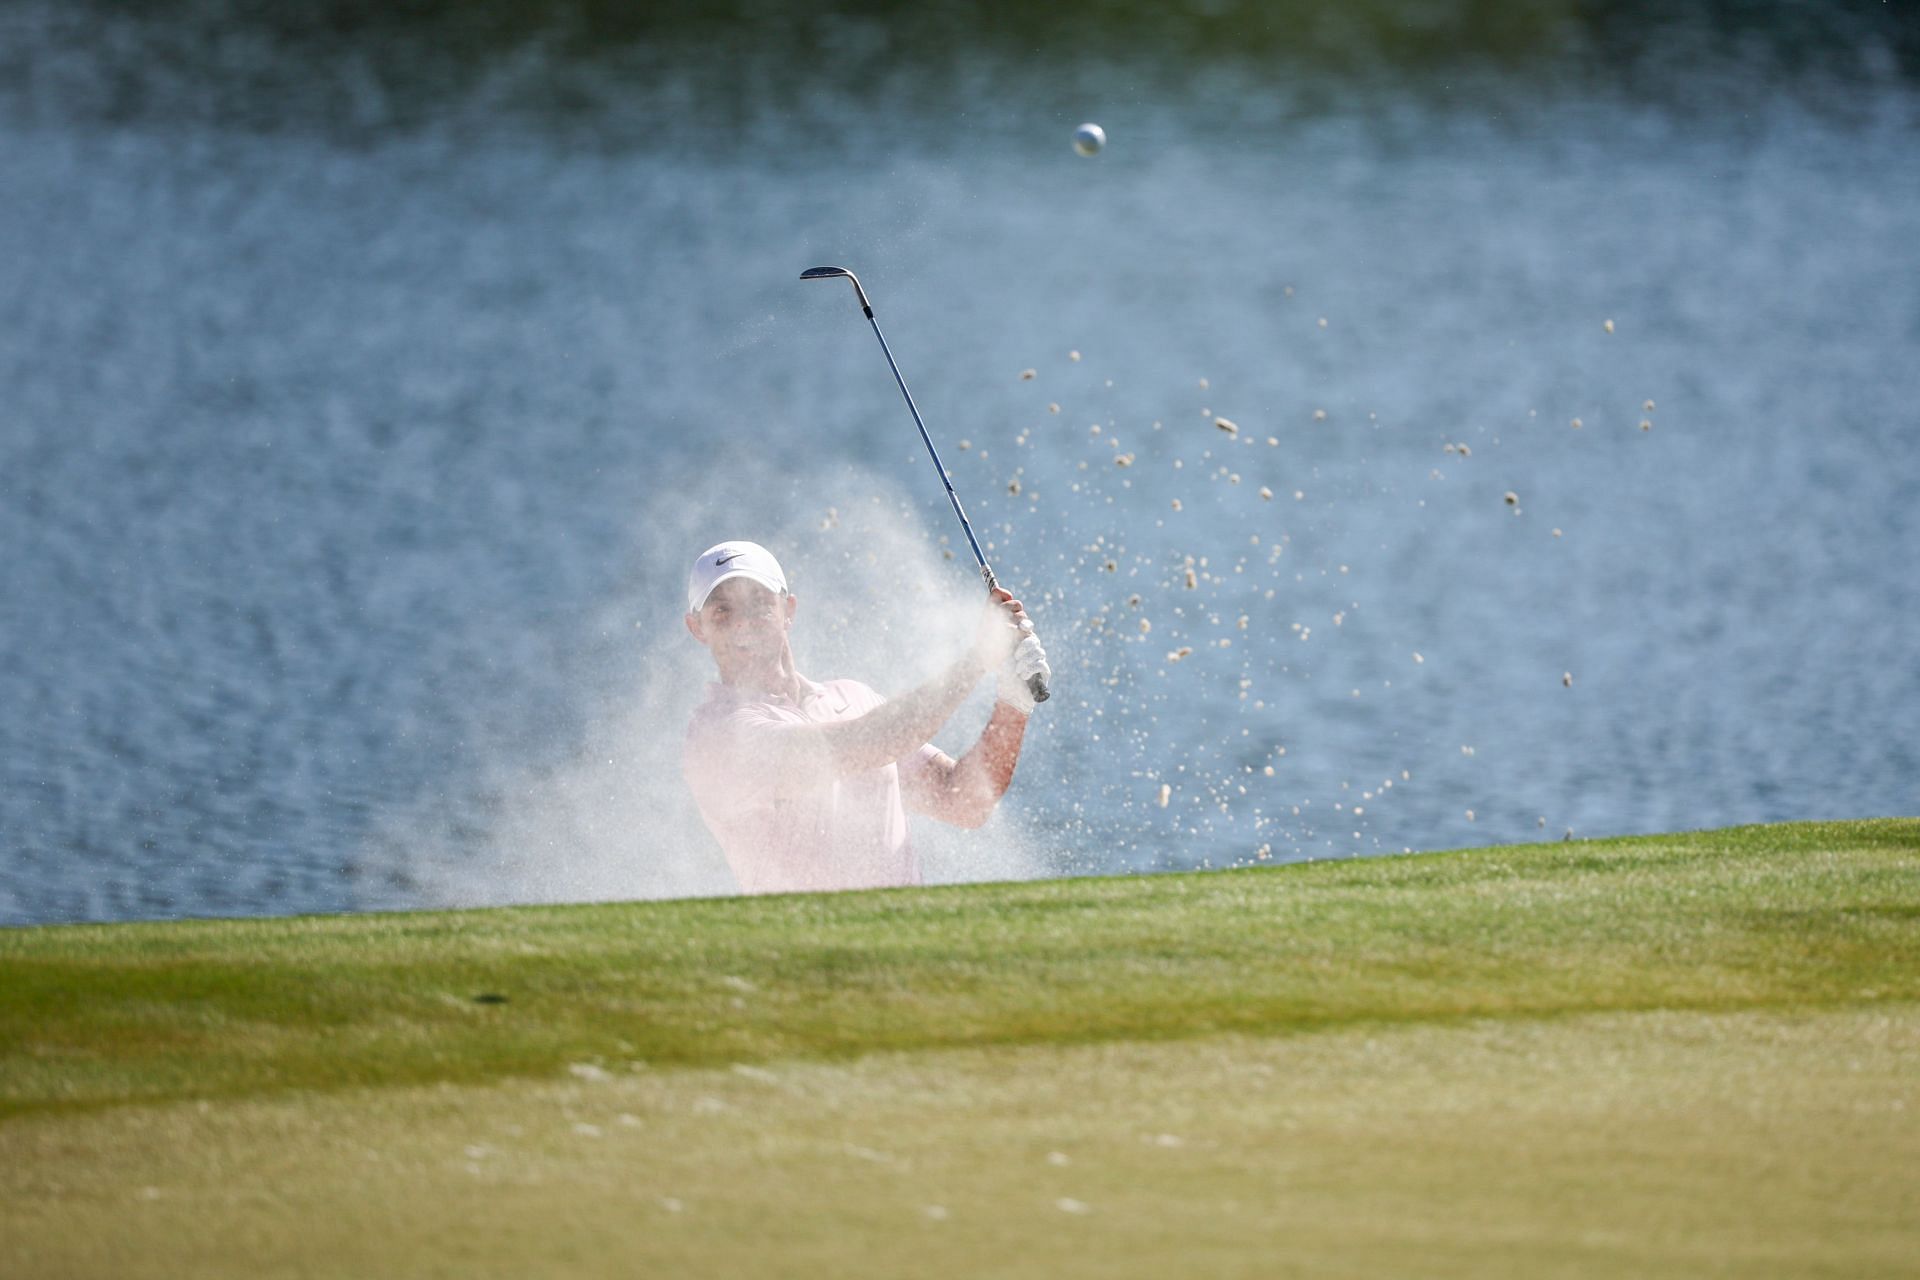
687,540,788,613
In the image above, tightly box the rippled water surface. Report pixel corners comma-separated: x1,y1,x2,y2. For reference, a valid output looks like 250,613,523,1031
3,4,1917,924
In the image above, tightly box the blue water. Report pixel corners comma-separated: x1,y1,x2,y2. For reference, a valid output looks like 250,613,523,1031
3,9,1918,925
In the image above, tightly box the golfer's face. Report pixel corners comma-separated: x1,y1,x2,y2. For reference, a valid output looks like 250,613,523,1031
696,578,791,671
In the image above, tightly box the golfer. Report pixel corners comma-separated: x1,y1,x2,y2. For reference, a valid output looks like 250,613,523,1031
682,539,1050,894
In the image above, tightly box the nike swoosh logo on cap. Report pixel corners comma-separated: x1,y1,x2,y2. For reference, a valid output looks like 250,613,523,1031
714,552,745,566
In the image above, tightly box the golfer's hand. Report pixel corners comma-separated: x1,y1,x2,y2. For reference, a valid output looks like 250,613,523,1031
971,588,1028,670
996,630,1050,714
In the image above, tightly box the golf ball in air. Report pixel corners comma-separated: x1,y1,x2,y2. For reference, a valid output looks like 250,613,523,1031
1073,122,1105,156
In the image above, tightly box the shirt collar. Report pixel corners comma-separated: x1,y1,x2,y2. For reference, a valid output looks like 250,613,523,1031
703,675,827,709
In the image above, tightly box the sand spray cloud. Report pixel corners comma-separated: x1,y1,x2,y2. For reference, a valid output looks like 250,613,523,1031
360,457,1056,910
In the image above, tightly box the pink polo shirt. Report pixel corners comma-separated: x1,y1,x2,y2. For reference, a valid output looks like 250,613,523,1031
683,676,939,894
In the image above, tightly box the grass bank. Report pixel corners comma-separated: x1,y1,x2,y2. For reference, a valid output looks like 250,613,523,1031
3,820,1917,1277
5,820,1915,1118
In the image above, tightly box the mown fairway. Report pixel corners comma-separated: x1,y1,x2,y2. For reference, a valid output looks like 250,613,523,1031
4,820,1917,1277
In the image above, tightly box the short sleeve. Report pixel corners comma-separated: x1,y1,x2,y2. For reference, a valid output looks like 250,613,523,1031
895,741,944,789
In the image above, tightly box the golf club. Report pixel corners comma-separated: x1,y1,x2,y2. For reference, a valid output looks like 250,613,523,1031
800,265,1050,704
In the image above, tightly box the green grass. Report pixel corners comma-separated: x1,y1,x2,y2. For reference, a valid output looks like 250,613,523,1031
3,820,1917,1277
5,819,1915,1118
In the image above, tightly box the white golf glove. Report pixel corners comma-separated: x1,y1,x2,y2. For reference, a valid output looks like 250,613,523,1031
996,626,1051,714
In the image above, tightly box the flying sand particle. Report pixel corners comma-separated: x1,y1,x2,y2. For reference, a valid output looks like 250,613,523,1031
1604,319,1615,333
1562,672,1573,687
1069,350,1081,362
1215,417,1239,436
1168,647,1192,662
1158,784,1172,807
1504,491,1519,506
1259,486,1273,500
1019,368,1036,380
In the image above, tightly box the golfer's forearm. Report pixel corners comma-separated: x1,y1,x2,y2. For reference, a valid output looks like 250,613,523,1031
820,654,986,775
941,703,1028,825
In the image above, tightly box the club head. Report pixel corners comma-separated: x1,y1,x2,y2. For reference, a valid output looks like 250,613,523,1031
799,265,872,312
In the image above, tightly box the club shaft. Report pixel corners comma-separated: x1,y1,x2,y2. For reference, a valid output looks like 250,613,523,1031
864,313,998,589
806,265,1048,703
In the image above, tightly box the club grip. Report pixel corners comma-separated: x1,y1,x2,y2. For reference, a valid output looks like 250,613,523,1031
983,569,1048,704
